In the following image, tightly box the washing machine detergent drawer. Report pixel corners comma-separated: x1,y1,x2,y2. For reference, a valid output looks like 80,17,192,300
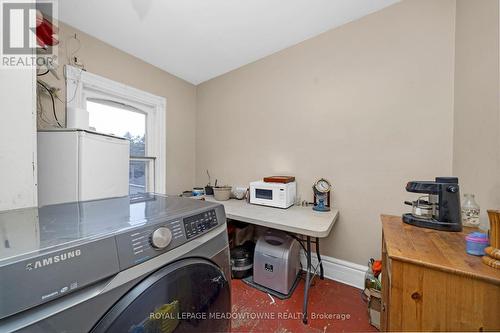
0,238,119,320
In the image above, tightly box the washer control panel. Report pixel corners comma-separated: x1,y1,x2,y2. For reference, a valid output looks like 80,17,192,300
115,207,223,270
150,227,173,249
115,219,185,269
183,209,218,239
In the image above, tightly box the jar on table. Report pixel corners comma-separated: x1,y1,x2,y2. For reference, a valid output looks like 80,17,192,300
465,232,489,256
462,193,480,227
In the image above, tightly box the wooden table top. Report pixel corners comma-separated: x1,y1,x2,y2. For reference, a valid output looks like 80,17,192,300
381,214,500,285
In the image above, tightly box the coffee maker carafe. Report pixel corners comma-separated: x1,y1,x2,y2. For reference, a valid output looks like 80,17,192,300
403,177,462,232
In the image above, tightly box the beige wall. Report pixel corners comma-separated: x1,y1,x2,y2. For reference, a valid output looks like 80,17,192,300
453,0,500,228
38,22,197,195
196,0,456,264
35,0,500,265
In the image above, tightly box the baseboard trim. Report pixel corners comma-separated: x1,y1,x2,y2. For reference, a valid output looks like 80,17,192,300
300,252,366,290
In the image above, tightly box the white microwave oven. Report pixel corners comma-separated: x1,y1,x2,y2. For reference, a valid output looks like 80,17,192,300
249,181,296,209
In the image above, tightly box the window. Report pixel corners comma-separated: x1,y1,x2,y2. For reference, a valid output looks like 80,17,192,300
86,100,154,194
65,66,166,194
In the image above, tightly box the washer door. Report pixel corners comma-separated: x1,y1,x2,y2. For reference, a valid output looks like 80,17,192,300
91,258,231,333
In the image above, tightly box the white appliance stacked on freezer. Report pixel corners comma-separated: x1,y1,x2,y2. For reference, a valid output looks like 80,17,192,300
37,129,130,207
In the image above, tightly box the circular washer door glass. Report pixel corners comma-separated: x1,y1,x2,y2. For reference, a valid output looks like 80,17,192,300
92,258,231,333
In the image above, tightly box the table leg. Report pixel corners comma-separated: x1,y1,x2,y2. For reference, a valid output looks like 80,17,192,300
316,237,324,280
302,236,311,324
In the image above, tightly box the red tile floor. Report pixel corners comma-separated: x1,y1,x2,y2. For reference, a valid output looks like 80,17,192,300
231,277,377,333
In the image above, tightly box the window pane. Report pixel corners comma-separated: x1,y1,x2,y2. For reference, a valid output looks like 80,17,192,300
129,158,155,195
87,100,146,156
129,160,147,195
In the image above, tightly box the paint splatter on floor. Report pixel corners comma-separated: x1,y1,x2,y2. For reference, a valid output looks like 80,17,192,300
231,277,378,333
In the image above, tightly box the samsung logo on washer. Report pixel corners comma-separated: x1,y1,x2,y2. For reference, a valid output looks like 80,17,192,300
25,250,82,271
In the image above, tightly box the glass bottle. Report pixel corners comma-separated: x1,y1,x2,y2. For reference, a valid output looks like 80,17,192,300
364,260,376,290
462,194,480,227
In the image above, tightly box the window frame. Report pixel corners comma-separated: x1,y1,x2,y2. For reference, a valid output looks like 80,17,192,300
65,65,166,194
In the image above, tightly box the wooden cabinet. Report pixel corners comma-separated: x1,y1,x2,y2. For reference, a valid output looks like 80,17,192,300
381,215,500,332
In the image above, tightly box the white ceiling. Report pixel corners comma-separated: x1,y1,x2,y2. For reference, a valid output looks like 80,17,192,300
59,0,399,85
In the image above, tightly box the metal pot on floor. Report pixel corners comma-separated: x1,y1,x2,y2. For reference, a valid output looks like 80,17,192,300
230,242,255,279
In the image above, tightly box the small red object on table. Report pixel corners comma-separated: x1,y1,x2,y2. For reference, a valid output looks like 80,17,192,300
263,176,295,183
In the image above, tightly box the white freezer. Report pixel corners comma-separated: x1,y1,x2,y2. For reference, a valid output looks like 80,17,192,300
37,129,130,207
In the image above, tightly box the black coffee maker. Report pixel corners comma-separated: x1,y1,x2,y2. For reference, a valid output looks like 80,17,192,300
403,177,462,232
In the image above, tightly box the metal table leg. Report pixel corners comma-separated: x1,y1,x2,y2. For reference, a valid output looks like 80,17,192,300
302,236,311,324
316,237,324,280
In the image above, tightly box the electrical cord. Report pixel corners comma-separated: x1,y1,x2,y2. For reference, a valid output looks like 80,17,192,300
37,80,62,127
37,68,49,76
289,233,308,254
65,33,81,64
36,80,59,127
63,64,81,104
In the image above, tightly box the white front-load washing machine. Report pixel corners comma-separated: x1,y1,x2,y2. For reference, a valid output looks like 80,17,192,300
0,194,231,333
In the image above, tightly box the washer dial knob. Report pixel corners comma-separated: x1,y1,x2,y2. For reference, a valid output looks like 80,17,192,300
150,227,172,249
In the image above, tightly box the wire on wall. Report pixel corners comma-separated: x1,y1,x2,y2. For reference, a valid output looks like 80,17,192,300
65,33,85,70
36,33,87,128
37,80,63,128
63,64,82,105
61,33,86,107
37,88,54,126
37,68,50,76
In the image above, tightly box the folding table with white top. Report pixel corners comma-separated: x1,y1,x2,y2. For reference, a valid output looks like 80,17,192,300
205,196,339,324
